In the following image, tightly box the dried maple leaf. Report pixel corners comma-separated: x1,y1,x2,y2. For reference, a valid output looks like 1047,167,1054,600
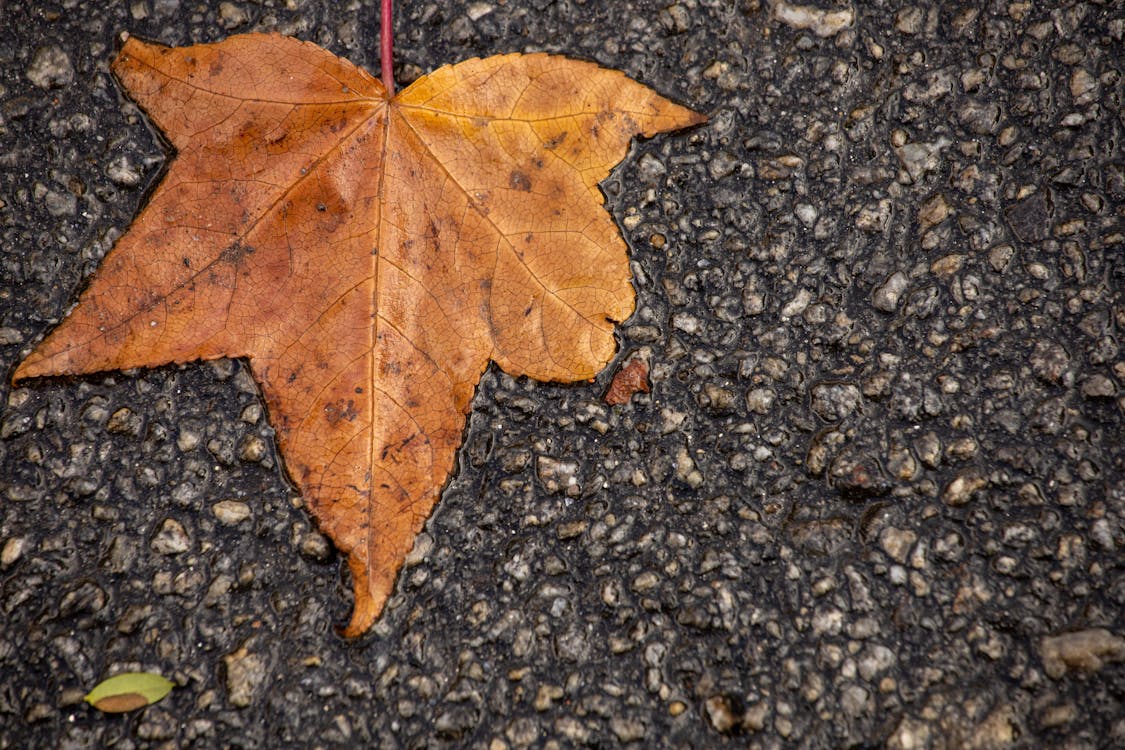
12,33,703,636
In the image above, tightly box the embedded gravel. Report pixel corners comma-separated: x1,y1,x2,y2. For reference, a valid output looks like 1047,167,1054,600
1,1,1122,748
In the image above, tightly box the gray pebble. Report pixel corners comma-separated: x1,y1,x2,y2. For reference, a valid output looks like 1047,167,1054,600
810,382,862,421
536,456,580,495
26,45,73,88
224,642,269,708
1081,375,1116,398
872,272,909,312
772,1,854,38
106,155,142,187
212,500,251,525
151,518,191,555
879,527,917,564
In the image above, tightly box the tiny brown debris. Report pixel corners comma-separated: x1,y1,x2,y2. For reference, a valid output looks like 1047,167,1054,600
605,357,651,405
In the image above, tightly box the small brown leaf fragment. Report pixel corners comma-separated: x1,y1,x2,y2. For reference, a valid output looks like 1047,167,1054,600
605,358,651,405
11,33,703,637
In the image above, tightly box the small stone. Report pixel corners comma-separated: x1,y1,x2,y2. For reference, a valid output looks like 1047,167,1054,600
965,704,1019,750
888,716,932,750
151,518,191,554
943,471,987,505
204,575,233,607
536,456,580,495
218,1,249,28
58,581,106,617
26,45,74,88
1040,629,1125,679
505,717,538,746
1039,703,1077,729
959,100,1002,135
609,716,646,743
840,684,869,716
781,288,813,318
1,537,27,567
858,644,896,680
872,272,908,312
773,1,854,37
794,203,818,226
556,520,588,540
0,327,25,345
914,431,941,468
224,642,269,707
1030,340,1070,384
105,407,141,435
212,500,251,525
177,428,201,452
1091,519,1115,551
743,701,769,732
701,383,737,412
1081,374,1116,398
239,434,267,462
632,571,660,592
895,6,924,34
810,382,862,421
674,447,704,487
300,530,331,561
1069,68,1098,104
879,527,917,564
918,193,953,230
745,388,775,414
44,189,77,217
708,150,739,180
106,155,142,187
856,199,892,232
671,312,703,334
895,138,951,182
929,254,964,278
404,532,434,565
533,684,564,711
704,695,740,733
555,717,591,743
989,244,1015,272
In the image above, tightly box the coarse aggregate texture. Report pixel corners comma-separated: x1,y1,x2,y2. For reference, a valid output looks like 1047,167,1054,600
1,1,1122,748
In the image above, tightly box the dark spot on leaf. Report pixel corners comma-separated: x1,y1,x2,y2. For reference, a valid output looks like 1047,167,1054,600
324,399,359,426
544,132,568,149
220,242,255,265
509,170,532,191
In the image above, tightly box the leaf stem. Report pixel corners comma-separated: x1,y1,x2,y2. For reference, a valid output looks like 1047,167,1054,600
381,0,395,96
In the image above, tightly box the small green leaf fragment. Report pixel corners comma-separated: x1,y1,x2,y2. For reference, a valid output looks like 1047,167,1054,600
85,672,174,713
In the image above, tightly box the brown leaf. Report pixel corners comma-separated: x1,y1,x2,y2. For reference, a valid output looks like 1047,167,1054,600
604,356,651,405
12,33,703,637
